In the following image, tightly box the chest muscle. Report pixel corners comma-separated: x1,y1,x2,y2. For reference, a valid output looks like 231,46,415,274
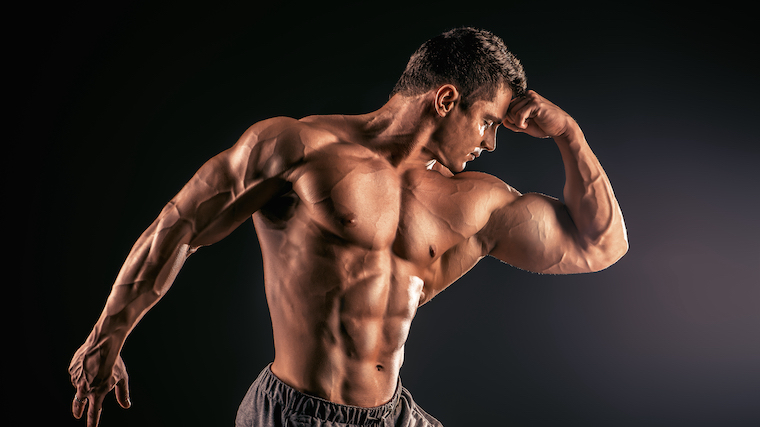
294,152,400,249
291,150,489,264
394,171,486,263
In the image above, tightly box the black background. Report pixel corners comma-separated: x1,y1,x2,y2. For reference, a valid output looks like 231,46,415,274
17,1,760,426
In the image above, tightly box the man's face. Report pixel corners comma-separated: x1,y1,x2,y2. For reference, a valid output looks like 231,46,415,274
435,88,513,172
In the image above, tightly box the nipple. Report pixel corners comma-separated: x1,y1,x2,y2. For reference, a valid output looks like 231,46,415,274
340,213,357,228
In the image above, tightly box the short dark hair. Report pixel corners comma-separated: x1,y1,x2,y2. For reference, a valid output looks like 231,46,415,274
390,27,527,108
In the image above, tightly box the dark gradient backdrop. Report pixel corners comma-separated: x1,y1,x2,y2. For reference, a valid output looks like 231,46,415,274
18,2,759,426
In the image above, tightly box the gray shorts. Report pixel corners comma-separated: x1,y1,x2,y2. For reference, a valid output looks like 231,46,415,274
235,364,443,427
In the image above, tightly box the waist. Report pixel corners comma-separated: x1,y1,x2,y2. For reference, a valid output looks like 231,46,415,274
271,350,403,407
264,363,402,418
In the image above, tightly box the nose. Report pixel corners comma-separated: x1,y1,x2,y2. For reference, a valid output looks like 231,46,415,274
482,132,496,152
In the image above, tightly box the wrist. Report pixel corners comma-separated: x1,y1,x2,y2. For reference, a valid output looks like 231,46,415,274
555,116,582,140
552,124,586,154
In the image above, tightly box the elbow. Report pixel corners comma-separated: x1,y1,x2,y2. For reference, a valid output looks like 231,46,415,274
607,239,629,269
586,235,628,273
586,213,629,272
609,221,630,266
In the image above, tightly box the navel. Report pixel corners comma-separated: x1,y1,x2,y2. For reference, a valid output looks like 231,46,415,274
429,245,436,258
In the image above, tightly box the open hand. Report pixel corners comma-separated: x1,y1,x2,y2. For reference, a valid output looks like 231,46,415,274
70,346,131,426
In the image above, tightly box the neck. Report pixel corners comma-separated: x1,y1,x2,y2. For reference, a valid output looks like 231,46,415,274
358,94,440,168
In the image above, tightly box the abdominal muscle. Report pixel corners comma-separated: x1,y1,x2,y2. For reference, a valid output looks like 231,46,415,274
261,237,426,408
253,137,435,407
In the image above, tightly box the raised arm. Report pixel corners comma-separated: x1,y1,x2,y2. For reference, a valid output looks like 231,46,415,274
481,91,628,274
69,117,302,426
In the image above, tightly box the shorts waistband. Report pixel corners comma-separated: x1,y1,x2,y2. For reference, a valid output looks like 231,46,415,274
257,364,401,424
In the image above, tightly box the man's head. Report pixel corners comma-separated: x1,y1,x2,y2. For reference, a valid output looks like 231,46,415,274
390,27,527,109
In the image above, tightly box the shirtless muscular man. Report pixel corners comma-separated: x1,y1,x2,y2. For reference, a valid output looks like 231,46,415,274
69,27,628,426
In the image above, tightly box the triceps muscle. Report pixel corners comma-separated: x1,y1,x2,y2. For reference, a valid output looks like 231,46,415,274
108,122,296,303
105,154,247,314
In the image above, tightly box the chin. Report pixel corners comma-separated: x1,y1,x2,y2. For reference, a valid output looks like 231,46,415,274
438,158,465,173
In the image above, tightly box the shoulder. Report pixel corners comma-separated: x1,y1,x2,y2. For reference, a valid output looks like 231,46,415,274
227,116,349,181
246,115,357,154
452,171,522,204
236,116,313,153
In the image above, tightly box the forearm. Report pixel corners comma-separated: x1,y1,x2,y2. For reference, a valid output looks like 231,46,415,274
80,207,194,377
80,143,264,358
555,124,627,255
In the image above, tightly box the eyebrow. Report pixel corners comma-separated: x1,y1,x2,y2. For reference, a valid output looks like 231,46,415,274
484,113,504,123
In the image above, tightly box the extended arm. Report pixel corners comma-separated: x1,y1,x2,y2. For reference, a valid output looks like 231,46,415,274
69,117,300,426
483,91,628,273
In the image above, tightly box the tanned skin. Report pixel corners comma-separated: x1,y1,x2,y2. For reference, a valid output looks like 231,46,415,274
70,85,627,426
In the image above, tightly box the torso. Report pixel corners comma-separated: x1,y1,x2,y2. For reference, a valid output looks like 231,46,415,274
250,115,505,407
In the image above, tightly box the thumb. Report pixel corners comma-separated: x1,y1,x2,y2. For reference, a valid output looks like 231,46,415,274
115,379,132,409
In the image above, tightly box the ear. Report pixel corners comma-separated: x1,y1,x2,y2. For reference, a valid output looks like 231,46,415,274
434,84,460,117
